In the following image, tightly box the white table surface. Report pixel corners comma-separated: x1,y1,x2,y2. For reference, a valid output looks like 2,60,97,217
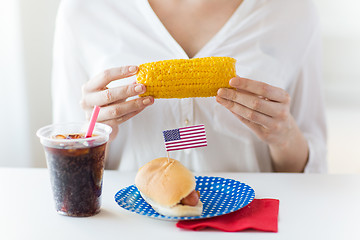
0,168,359,240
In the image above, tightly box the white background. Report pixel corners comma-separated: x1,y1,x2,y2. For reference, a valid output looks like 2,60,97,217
0,0,359,173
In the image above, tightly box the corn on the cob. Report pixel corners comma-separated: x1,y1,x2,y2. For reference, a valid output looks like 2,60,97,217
136,57,236,98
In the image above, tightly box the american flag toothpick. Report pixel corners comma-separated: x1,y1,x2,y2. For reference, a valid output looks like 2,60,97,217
162,124,207,152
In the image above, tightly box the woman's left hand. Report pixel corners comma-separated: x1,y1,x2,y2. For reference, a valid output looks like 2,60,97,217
216,76,293,145
216,76,308,172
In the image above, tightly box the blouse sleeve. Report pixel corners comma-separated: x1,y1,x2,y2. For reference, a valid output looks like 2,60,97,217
51,2,88,123
290,21,328,173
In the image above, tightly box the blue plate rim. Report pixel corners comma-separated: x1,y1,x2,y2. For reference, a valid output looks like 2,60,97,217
114,176,255,221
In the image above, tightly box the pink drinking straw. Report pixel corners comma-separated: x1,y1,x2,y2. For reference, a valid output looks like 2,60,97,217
86,105,100,138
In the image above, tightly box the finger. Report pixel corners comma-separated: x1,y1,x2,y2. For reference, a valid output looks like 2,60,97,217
237,114,262,132
96,96,154,122
235,114,268,139
115,110,143,125
217,88,287,117
100,109,143,128
83,65,138,92
82,83,146,108
229,76,290,103
216,96,273,128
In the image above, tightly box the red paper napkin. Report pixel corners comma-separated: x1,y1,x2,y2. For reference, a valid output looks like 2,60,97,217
176,199,279,232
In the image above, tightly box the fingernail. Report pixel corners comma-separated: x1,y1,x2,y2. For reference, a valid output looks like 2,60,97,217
143,98,151,105
217,88,224,96
135,85,143,93
129,66,137,73
229,77,240,86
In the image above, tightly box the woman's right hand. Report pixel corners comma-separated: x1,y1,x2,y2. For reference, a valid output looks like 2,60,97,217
80,65,154,141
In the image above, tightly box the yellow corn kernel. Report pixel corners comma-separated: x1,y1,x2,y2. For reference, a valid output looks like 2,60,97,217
136,57,236,98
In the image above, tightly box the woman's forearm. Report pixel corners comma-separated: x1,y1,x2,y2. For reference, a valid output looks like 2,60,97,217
269,117,309,172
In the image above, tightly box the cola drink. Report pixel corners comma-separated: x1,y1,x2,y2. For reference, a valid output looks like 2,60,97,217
37,123,112,217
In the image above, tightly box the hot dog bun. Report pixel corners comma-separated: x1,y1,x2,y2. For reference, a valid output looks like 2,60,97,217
135,157,203,217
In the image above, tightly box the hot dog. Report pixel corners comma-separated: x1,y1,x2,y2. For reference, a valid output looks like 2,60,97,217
180,190,200,206
135,157,203,217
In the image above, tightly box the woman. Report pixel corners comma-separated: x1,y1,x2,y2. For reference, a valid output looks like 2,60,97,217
52,0,327,172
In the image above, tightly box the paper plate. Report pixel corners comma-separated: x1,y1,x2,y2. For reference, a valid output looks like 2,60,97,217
114,176,255,221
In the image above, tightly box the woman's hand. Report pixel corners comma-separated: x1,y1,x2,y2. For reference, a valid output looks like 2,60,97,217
80,66,154,141
216,76,308,172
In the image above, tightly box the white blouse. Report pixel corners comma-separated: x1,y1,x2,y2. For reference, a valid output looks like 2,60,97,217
52,0,327,172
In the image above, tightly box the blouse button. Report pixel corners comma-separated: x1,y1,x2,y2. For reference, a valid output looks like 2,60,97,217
184,119,190,125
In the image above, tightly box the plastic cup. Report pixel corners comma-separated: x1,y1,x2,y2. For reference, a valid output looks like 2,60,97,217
37,122,112,217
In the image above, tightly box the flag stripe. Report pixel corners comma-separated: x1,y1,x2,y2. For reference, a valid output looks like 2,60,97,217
165,137,207,146
165,134,206,142
179,128,205,133
174,134,206,140
179,128,205,132
165,136,206,144
166,144,208,151
166,141,207,148
180,131,206,137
